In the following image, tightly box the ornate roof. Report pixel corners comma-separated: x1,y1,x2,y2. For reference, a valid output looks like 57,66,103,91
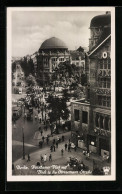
90,13,111,28
40,37,68,50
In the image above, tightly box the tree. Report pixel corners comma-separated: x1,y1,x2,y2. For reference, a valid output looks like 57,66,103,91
62,89,70,102
47,94,70,133
72,87,84,99
12,62,16,72
26,74,37,86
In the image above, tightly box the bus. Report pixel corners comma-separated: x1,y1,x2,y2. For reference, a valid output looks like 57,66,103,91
12,106,22,120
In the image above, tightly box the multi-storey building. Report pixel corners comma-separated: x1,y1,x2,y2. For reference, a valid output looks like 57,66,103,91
36,37,70,86
71,12,111,159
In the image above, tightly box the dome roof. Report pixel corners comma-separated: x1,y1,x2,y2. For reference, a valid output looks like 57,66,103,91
90,13,111,28
40,37,68,50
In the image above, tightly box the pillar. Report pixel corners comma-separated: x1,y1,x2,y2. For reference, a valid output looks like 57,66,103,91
103,115,105,130
108,117,111,131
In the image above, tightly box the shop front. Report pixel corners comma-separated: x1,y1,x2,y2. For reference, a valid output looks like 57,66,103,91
99,137,110,158
87,134,97,153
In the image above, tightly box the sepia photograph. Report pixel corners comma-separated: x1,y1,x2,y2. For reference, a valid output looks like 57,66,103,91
7,7,115,181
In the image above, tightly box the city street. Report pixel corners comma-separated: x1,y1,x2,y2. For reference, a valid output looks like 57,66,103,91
13,139,111,175
12,64,111,176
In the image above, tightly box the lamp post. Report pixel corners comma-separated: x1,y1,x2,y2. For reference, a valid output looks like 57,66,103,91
41,102,44,121
24,104,25,114
22,127,25,159
44,104,47,130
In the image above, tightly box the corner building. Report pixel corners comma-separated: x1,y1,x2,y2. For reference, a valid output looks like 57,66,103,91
71,12,111,159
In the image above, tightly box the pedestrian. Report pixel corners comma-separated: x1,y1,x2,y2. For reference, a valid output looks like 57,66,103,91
39,141,43,148
24,112,27,119
53,145,56,152
53,139,55,145
57,136,60,142
74,146,77,152
40,130,43,136
43,154,47,162
46,137,49,145
50,145,53,152
39,116,41,123
35,115,37,120
65,143,67,151
68,145,71,152
45,124,48,131
42,136,45,142
49,154,52,161
56,141,58,148
27,154,30,162
69,138,70,143
61,149,64,156
39,126,41,131
62,135,64,142
40,155,43,162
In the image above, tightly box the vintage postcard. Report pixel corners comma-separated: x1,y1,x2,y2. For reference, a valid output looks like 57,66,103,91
7,7,115,181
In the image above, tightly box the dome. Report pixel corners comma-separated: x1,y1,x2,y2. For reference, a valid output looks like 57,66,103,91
40,37,68,50
90,13,111,28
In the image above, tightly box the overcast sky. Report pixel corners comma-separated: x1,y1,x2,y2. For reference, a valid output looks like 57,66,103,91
12,11,105,57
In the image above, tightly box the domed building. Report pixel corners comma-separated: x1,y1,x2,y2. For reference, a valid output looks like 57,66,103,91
37,37,70,86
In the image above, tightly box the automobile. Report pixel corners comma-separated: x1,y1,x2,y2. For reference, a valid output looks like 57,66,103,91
19,98,25,101
70,142,76,149
16,82,21,86
18,101,24,106
27,112,33,121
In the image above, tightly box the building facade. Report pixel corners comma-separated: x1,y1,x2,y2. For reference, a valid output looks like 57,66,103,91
71,12,111,159
36,37,70,86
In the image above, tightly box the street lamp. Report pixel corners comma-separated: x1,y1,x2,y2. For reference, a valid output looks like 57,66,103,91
44,104,47,130
41,103,44,121
22,127,25,159
24,104,25,114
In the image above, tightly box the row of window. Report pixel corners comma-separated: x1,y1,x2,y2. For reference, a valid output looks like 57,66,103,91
98,59,111,69
95,114,111,131
74,109,88,124
97,95,111,107
52,58,65,62
98,78,111,88
44,63,49,67
43,58,49,62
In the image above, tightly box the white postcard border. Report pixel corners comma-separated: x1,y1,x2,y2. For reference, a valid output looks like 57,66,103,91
7,6,115,182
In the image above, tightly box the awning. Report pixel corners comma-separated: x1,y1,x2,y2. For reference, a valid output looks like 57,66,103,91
93,108,111,116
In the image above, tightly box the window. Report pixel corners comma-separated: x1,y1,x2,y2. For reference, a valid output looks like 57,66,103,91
82,111,88,124
95,114,99,127
100,115,103,129
74,109,79,121
98,96,102,106
98,59,111,70
97,95,111,107
98,78,110,88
